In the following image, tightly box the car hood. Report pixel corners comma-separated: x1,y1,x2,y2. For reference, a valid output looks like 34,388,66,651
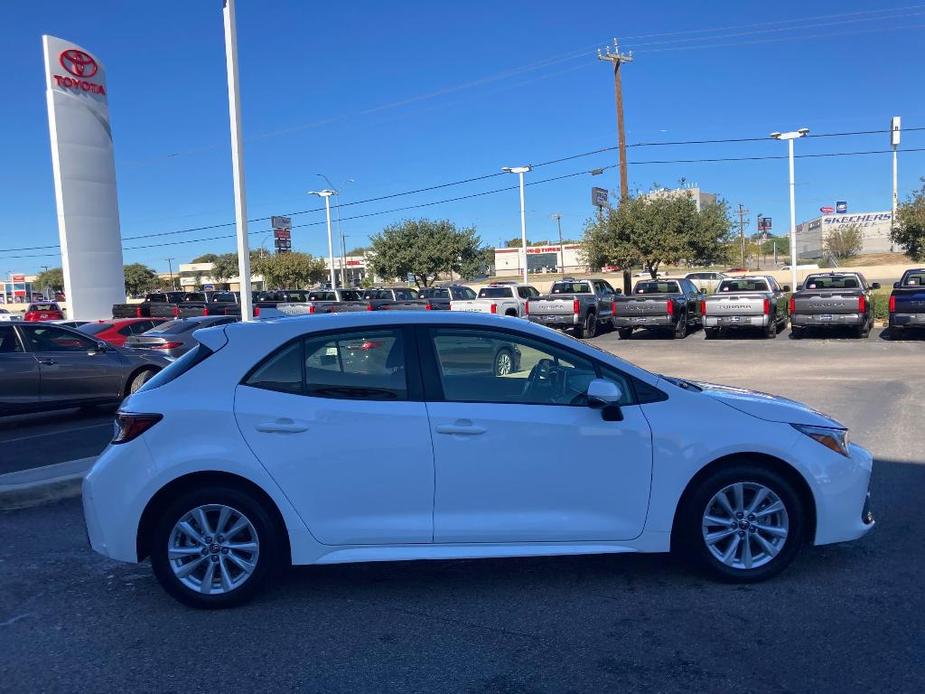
692,380,844,428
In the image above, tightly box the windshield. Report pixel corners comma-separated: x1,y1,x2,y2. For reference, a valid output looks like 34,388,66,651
478,287,514,298
145,319,197,335
184,293,207,302
78,322,112,335
634,281,680,294
803,275,861,290
717,279,769,292
551,282,590,294
339,290,362,301
28,303,58,311
900,272,925,286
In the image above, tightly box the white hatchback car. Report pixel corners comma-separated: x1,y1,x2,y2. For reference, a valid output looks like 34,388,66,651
82,312,874,608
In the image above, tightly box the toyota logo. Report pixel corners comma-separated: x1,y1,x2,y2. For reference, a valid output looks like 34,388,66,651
59,49,98,78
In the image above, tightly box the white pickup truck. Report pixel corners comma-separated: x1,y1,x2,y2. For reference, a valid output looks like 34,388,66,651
450,283,539,317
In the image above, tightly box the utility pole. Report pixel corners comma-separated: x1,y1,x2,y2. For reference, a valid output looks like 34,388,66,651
166,257,175,290
891,116,901,251
598,38,633,294
552,213,565,277
737,205,748,269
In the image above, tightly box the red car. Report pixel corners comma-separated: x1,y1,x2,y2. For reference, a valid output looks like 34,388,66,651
23,302,65,321
78,318,167,347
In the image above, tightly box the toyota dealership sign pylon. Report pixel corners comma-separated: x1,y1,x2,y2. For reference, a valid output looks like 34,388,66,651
43,35,125,320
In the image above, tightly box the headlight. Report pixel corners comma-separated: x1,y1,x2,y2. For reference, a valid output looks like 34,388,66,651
792,424,850,457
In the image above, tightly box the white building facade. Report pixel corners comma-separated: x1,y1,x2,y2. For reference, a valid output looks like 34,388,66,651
795,211,894,259
643,186,717,212
494,244,586,277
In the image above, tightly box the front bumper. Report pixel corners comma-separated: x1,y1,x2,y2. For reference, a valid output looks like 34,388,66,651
890,313,925,327
810,441,875,546
529,314,579,328
791,313,865,327
612,315,673,328
703,315,769,328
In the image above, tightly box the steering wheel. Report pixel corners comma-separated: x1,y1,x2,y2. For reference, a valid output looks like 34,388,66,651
524,358,565,400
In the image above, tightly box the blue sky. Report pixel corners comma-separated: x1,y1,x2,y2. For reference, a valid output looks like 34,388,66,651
2,0,924,275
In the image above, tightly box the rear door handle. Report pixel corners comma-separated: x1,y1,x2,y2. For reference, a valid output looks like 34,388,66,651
38,359,56,366
435,424,486,436
256,419,308,434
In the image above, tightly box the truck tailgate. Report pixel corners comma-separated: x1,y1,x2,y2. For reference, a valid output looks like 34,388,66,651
792,291,862,314
528,297,575,316
704,295,766,316
893,289,925,313
450,300,494,313
614,297,670,317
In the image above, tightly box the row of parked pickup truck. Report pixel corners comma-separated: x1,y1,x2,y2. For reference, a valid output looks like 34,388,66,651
112,266,925,340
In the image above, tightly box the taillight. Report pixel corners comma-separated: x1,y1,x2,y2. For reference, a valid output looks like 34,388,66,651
254,306,261,317
524,301,529,316
136,306,142,317
699,300,706,315
366,303,374,311
889,295,896,313
112,413,162,444
425,302,433,311
490,303,497,314
172,306,179,317
149,341,183,350
666,300,674,316
573,299,580,314
611,302,616,316
763,298,770,315
788,295,795,314
858,296,866,313
202,307,210,316
308,305,316,314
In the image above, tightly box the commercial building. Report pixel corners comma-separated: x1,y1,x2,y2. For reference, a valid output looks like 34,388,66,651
0,274,40,305
643,186,717,212
494,244,586,277
795,211,894,260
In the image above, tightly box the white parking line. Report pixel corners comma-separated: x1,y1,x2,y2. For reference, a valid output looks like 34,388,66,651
0,423,113,444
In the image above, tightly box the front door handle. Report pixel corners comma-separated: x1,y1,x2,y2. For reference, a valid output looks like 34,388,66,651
435,423,486,436
256,419,308,434
38,359,56,366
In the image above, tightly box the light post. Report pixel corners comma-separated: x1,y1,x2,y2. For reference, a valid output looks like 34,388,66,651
308,189,337,289
502,165,532,284
770,128,809,291
165,257,175,290
317,174,354,287
891,116,901,250
551,213,565,277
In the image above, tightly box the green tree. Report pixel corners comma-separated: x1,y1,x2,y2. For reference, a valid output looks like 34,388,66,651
123,263,158,297
824,224,864,260
35,267,64,292
892,179,925,260
345,246,368,256
209,253,240,284
252,252,327,289
191,253,219,264
368,219,486,287
581,193,733,278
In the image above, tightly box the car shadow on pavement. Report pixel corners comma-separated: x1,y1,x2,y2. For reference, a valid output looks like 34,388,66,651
705,329,779,341
879,327,925,341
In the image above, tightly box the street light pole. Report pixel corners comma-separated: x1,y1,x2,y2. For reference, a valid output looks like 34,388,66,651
552,213,565,277
221,0,253,321
165,257,175,290
308,189,337,289
771,128,809,291
502,165,532,284
891,116,901,251
317,175,354,287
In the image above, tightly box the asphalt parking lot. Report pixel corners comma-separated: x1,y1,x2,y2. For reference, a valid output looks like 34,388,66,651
1,325,923,692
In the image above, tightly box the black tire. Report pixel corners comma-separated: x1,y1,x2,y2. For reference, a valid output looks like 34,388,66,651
675,462,805,583
580,312,597,339
493,347,515,376
856,321,871,339
789,326,803,340
618,327,634,340
150,486,280,609
703,327,718,340
126,368,159,396
764,316,777,339
672,313,688,339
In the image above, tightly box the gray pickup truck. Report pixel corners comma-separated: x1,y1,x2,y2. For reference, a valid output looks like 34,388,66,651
527,278,620,338
702,275,790,339
612,278,701,339
789,272,880,339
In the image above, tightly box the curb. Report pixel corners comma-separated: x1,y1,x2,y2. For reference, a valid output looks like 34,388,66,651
0,457,97,511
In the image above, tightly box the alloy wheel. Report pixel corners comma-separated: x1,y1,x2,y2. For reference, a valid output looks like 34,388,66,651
494,350,514,376
701,482,789,570
167,504,260,595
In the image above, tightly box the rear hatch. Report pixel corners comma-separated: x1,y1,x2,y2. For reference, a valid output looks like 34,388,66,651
792,290,862,315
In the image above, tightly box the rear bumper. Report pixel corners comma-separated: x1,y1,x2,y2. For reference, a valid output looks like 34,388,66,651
703,315,769,328
890,313,925,326
612,315,673,328
529,314,579,328
791,313,865,327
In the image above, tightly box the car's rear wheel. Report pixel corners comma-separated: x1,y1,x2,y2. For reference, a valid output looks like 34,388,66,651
764,317,777,339
580,312,597,339
676,464,804,582
789,326,804,339
703,327,718,340
494,348,515,376
672,313,688,339
618,327,634,340
127,368,158,395
150,486,279,608
856,322,871,339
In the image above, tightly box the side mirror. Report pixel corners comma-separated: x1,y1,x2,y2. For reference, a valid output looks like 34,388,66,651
782,285,791,292
90,341,108,354
894,281,900,289
871,282,881,290
699,288,707,295
587,379,623,408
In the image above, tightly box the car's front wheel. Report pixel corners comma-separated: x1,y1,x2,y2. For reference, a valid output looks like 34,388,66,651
676,464,805,582
150,486,280,608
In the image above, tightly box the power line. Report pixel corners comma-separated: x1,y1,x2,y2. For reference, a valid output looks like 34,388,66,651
4,146,924,261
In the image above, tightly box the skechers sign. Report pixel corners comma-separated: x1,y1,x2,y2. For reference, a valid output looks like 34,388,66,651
52,49,106,95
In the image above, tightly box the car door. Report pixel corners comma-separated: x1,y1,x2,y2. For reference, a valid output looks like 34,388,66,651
421,326,653,543
234,326,435,545
0,325,40,411
21,325,125,402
